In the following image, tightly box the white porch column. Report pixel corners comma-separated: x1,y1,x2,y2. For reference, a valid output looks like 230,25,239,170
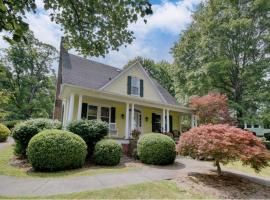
244,122,247,129
162,109,166,133
62,100,67,127
77,95,82,121
125,103,130,139
166,109,170,132
67,93,74,123
131,103,135,132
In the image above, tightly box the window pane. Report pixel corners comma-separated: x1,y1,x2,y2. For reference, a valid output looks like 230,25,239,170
131,86,139,95
88,116,97,120
101,107,109,117
88,105,97,116
101,117,109,123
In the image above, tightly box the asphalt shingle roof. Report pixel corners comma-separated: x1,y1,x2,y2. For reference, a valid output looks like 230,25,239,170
61,51,180,106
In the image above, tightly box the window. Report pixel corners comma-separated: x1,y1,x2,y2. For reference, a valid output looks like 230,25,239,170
247,124,252,128
88,105,97,120
101,107,110,123
131,77,140,96
254,124,259,128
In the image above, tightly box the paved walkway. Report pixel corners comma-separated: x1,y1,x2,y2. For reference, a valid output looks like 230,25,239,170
0,137,13,150
0,168,179,196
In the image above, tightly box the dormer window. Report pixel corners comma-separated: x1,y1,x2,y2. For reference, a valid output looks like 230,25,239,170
131,77,140,96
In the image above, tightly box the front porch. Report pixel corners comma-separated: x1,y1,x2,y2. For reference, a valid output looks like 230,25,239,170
60,85,197,142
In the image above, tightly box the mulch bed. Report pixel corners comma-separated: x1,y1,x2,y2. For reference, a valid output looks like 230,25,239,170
175,171,270,199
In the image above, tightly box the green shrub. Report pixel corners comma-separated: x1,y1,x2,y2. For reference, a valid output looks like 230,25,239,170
264,133,270,141
0,124,10,142
137,133,176,165
12,118,61,156
68,120,108,155
3,120,22,130
27,129,87,171
94,139,122,166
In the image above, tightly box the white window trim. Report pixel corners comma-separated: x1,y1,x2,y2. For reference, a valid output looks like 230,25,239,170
131,76,140,96
86,103,118,136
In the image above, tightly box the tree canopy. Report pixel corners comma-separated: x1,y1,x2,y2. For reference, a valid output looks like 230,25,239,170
172,0,270,125
0,32,57,120
0,0,152,56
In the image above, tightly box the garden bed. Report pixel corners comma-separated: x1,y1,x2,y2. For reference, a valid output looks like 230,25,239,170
175,171,270,199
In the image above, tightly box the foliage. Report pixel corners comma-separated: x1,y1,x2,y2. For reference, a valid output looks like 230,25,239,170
264,133,270,141
125,57,175,96
137,133,176,165
178,124,270,175
172,0,270,124
190,92,234,125
131,129,141,140
0,0,152,56
67,120,108,156
3,120,22,130
0,32,57,120
0,124,10,142
263,141,270,150
12,118,61,156
27,129,87,171
94,139,122,166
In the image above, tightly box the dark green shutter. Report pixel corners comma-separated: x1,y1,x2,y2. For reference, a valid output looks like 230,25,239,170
152,113,156,132
81,103,88,119
127,76,131,95
140,79,144,97
169,115,172,132
110,107,116,123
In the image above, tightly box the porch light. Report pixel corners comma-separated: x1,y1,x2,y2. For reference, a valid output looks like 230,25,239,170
145,117,149,122
121,114,125,119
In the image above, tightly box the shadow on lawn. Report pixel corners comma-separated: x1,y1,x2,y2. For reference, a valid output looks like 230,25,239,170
184,171,270,199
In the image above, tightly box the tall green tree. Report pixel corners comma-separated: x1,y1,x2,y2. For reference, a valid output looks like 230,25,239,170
0,0,152,56
172,0,270,124
125,57,175,96
0,32,57,120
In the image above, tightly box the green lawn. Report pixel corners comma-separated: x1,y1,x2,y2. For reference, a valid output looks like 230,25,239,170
0,145,136,178
223,161,270,178
0,180,212,199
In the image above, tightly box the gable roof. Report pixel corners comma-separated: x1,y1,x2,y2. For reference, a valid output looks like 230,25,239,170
60,50,180,106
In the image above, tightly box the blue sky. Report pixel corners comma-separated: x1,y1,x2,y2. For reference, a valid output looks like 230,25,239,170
0,0,202,69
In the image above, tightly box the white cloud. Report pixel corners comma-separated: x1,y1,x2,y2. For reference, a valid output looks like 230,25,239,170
0,0,202,69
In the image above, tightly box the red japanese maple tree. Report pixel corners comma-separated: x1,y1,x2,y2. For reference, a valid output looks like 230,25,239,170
190,93,234,125
178,124,270,175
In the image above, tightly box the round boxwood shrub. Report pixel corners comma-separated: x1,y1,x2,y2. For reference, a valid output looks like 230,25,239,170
94,139,122,166
12,118,61,157
68,120,108,155
0,124,10,142
137,133,176,165
27,129,87,171
3,120,22,130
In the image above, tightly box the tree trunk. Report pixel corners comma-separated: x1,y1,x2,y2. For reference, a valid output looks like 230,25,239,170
215,160,222,176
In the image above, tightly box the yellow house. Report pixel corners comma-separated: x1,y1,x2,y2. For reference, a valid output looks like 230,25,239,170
53,44,197,144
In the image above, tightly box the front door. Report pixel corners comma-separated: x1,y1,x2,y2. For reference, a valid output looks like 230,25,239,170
129,109,142,133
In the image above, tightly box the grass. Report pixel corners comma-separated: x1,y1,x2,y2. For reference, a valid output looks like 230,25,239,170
0,145,136,178
222,161,270,178
0,180,212,199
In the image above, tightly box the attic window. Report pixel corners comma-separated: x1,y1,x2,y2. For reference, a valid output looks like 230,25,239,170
131,77,140,96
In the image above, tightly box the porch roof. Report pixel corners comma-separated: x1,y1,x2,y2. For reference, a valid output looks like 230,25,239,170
60,83,193,114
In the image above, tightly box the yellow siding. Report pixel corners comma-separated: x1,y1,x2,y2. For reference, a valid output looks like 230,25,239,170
104,65,163,103
68,95,182,137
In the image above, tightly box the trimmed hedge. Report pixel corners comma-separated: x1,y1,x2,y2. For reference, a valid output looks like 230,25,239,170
0,124,10,142
68,120,108,155
27,129,87,171
12,118,61,156
137,133,176,165
94,139,122,166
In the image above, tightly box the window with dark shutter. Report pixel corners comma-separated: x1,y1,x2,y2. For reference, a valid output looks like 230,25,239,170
169,115,173,132
81,103,88,119
140,79,144,97
127,76,131,95
110,107,116,123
